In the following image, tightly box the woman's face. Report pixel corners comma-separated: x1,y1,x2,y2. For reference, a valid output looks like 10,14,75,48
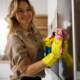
16,1,33,30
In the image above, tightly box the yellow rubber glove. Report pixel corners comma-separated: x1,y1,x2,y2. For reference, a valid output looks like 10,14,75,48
43,35,54,55
42,52,57,67
52,36,63,57
43,36,54,47
42,35,63,67
62,40,73,68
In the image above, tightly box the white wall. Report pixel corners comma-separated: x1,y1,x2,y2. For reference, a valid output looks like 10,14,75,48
48,0,57,35
48,0,57,26
30,0,47,15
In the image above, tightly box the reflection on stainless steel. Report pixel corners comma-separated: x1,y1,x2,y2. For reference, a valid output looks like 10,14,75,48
71,0,77,80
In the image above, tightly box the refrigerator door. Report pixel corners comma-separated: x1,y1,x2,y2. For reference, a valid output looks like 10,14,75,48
72,0,80,79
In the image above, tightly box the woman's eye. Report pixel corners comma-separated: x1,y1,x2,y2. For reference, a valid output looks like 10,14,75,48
17,9,32,13
17,10,24,13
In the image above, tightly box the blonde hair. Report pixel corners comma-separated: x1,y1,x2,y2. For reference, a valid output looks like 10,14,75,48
7,0,35,34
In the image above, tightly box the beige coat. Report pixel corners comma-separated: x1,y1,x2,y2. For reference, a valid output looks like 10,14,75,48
5,26,45,79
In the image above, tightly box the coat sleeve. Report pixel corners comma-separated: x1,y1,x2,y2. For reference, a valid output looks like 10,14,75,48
9,35,32,74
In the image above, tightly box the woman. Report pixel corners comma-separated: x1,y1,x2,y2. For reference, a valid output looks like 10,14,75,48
5,0,62,80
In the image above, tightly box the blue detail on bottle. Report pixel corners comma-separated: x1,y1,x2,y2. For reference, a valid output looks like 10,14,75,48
45,47,52,55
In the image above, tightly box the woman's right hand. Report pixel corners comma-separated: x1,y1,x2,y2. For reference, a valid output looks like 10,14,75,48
42,29,63,67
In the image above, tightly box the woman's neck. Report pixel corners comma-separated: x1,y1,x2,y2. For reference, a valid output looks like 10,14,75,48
19,22,32,32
